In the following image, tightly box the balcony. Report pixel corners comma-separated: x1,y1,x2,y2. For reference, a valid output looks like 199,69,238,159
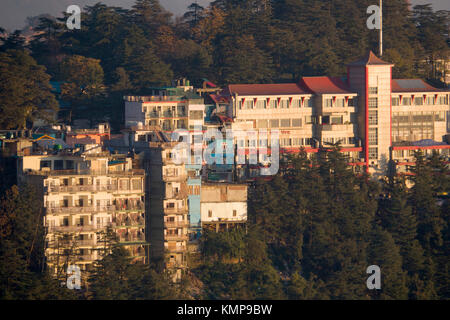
46,205,115,214
77,254,96,262
320,124,353,131
164,221,189,228
165,234,189,241
47,224,98,233
162,174,187,182
27,169,145,177
48,185,119,193
114,203,145,212
71,239,97,246
164,207,188,214
166,246,187,253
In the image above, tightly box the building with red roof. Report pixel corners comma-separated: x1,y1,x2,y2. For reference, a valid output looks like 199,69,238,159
211,51,449,176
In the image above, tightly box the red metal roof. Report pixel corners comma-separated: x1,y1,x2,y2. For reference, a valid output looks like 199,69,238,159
299,76,354,94
391,79,445,93
227,83,311,96
347,51,393,66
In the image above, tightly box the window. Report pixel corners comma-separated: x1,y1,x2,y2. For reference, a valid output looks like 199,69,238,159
368,97,378,108
280,119,291,127
245,100,253,109
291,118,302,127
189,110,203,120
305,116,315,124
292,99,301,108
348,98,357,107
257,119,268,128
270,119,279,128
369,147,378,160
392,97,399,106
233,210,237,217
368,128,378,145
292,138,303,146
435,111,445,122
331,116,343,124
280,99,289,108
438,95,448,105
66,160,74,170
369,110,378,125
336,99,345,108
305,98,313,107
40,160,51,170
255,100,266,109
402,97,411,106
426,97,434,105
369,87,378,95
269,100,277,108
208,210,212,218
414,97,423,105
325,99,333,107
281,138,291,146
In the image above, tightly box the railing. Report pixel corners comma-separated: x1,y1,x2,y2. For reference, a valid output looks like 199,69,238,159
71,239,97,246
165,234,188,241
119,236,146,243
164,207,187,214
26,169,145,177
321,124,352,131
165,221,189,228
166,246,187,253
78,254,96,261
48,185,121,192
114,220,145,227
46,205,115,214
114,204,145,211
163,174,187,181
47,225,97,233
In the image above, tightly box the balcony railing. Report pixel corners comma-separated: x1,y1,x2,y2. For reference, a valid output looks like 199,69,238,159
46,205,115,214
165,234,188,241
165,221,189,228
26,169,145,177
47,225,98,233
114,203,145,211
320,124,352,131
164,207,187,214
78,254,96,262
48,185,122,193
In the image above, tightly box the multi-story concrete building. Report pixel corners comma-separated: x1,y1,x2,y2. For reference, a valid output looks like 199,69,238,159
145,141,189,281
124,84,205,133
212,51,450,176
17,151,147,281
200,183,247,232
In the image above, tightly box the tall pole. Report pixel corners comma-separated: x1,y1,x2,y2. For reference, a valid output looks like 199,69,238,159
380,0,383,56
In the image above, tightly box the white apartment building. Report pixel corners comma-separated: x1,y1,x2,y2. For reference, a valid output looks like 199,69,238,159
17,152,147,280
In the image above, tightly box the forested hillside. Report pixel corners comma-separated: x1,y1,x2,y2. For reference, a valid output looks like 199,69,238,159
0,0,448,129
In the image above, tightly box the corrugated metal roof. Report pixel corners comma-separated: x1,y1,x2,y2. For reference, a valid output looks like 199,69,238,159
392,79,444,92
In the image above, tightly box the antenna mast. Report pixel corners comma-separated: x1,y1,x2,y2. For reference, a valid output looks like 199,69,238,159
379,0,383,56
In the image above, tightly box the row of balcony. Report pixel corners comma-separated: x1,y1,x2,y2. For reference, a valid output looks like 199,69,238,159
46,204,145,214
147,111,187,118
46,205,115,214
28,168,145,177
47,185,144,193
